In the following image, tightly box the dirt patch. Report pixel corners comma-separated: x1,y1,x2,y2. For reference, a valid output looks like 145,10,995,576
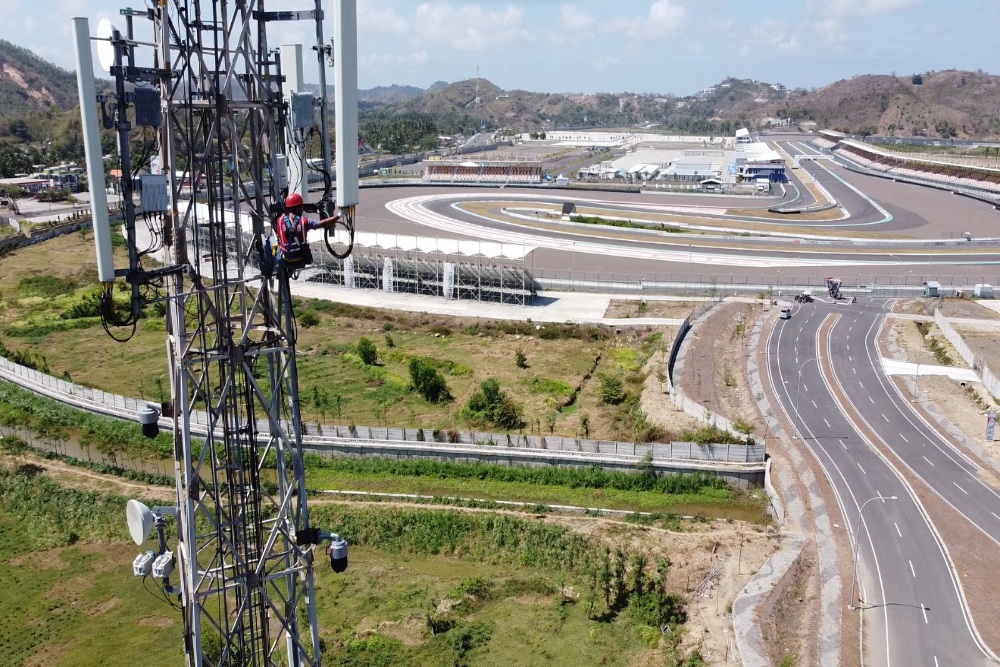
640,349,702,436
896,297,1000,320
138,616,175,628
357,614,430,647
604,300,700,320
24,641,73,667
682,301,765,435
758,546,819,667
956,327,1000,374
88,596,122,617
9,548,69,570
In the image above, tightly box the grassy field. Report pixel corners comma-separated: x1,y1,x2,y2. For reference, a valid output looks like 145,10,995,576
0,462,718,666
0,233,683,442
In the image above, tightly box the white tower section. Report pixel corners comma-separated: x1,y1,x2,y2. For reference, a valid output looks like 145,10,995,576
334,0,359,209
282,44,308,202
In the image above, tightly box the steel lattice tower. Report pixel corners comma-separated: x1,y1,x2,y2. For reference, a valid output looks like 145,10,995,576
73,1,358,665
156,3,321,665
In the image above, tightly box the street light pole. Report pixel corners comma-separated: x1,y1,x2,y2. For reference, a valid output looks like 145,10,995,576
849,494,898,610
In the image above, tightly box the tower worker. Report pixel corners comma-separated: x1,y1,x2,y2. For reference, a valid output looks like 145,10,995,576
274,193,340,269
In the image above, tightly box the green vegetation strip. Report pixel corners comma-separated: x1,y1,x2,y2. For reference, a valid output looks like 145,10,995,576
302,455,761,517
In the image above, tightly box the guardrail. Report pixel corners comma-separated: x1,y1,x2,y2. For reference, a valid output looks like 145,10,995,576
933,309,1000,401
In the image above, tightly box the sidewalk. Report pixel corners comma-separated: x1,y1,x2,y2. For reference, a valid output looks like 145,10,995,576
880,357,980,382
291,281,691,326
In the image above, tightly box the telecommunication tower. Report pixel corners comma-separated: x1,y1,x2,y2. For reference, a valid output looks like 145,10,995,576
72,1,360,665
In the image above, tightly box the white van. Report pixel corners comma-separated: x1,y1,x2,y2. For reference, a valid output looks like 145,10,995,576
779,307,792,319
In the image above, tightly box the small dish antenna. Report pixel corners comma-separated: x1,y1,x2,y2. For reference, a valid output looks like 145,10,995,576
126,499,154,545
96,18,118,73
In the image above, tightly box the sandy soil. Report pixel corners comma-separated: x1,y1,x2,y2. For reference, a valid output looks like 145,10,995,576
682,302,764,436
956,327,1000,374
641,349,703,436
896,297,1000,320
604,300,700,319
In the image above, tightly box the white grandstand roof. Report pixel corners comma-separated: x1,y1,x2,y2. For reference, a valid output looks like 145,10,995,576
320,230,534,260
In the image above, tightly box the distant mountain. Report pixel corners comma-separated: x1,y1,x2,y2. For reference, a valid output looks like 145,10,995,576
0,39,81,118
358,84,426,104
758,70,1000,138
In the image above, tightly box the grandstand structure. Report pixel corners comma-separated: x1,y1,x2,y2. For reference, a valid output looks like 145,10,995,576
306,231,539,305
818,131,1000,196
424,159,543,185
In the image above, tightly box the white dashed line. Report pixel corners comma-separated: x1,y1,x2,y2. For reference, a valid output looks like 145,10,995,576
922,456,934,467
882,413,890,423
934,657,940,667
849,355,853,362
858,381,864,389
858,463,867,474
895,523,902,537
954,482,968,494
869,396,875,404
909,560,915,577
811,399,818,408
921,604,929,624
839,439,847,450
900,434,908,443
823,418,831,428
852,368,856,374
992,512,1000,521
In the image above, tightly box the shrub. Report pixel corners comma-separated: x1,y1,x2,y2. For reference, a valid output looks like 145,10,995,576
408,357,451,403
598,372,627,405
462,378,524,430
357,337,377,365
298,311,319,328
515,348,527,369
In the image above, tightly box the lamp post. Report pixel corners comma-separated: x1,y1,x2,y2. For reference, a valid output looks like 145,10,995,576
849,494,898,610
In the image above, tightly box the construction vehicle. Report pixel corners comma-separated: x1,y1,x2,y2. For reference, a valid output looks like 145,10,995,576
794,290,814,303
826,277,843,300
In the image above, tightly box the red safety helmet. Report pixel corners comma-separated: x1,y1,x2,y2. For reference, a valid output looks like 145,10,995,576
285,193,304,208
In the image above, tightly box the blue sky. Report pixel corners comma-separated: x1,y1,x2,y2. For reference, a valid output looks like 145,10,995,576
3,0,999,95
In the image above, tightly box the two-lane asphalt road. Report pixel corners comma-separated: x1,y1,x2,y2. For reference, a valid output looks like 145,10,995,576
767,301,995,666
827,303,1000,547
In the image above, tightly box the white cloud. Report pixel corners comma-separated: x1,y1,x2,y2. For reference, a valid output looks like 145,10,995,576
606,1,687,42
560,6,595,32
414,2,531,52
747,20,800,52
359,51,429,68
812,18,850,46
815,0,919,19
358,5,409,36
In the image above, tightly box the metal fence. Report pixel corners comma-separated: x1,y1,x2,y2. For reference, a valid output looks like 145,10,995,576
0,355,763,465
933,309,1000,400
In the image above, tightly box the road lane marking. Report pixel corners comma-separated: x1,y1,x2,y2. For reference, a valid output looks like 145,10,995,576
934,657,939,667
811,399,818,408
868,396,875,404
858,463,867,474
804,384,808,392
858,381,864,389
921,604,929,624
849,355,853,362
847,344,850,351
899,434,908,443
852,368,856,374
823,418,831,427
992,512,1000,521
954,482,968,494
882,413,889,422
895,523,902,537
922,456,934,467
839,439,847,449
909,560,915,577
